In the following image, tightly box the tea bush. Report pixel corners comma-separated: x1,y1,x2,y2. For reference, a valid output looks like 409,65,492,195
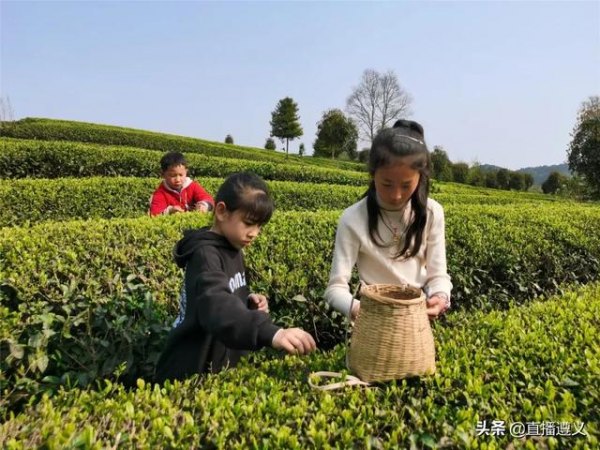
0,118,366,172
1,283,598,448
0,177,364,226
0,176,574,227
1,205,599,408
0,138,369,186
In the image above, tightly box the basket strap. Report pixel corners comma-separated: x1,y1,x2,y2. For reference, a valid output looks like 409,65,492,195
308,371,370,391
309,282,369,391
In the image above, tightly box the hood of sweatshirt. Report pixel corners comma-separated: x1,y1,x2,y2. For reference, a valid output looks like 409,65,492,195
173,227,236,268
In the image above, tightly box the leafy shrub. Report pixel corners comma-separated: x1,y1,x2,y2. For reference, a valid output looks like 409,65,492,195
1,284,598,448
0,138,368,186
1,205,599,348
0,176,568,227
265,137,276,150
0,118,366,172
0,177,364,226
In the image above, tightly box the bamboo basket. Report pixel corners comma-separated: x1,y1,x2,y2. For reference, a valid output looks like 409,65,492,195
347,284,436,382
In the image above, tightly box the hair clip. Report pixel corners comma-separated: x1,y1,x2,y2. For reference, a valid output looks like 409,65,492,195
396,134,424,145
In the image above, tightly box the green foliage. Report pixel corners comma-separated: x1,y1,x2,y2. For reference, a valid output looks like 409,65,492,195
496,168,510,190
2,205,599,360
467,164,485,186
542,171,568,194
484,171,498,189
2,115,599,446
0,177,365,226
522,173,534,190
508,172,526,191
567,96,600,198
312,109,358,160
430,146,453,182
0,279,171,414
1,284,598,448
270,97,303,156
0,118,365,173
0,177,568,227
0,137,368,186
264,137,276,150
451,162,469,184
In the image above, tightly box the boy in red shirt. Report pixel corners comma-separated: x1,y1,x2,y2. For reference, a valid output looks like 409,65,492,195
149,151,215,216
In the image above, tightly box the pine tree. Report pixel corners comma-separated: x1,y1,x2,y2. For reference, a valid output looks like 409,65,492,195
270,97,303,158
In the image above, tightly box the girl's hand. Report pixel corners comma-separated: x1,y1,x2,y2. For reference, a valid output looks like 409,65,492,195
248,293,269,313
171,205,185,214
350,301,361,320
426,295,448,319
272,328,317,355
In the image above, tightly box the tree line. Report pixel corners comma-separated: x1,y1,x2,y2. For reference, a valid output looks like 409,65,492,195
429,147,534,192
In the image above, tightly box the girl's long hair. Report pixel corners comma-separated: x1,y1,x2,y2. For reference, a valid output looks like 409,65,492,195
365,120,431,259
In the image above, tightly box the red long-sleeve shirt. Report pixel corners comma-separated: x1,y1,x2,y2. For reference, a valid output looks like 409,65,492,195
149,177,214,216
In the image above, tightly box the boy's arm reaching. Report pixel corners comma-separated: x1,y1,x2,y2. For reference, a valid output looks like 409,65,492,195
149,189,170,216
190,181,215,211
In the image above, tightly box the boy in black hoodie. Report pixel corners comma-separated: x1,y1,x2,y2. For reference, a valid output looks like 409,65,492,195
155,172,316,382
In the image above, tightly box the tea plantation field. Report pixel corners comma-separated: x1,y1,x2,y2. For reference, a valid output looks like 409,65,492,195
0,120,598,449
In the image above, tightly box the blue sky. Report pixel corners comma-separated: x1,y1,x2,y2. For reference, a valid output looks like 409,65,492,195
2,0,599,170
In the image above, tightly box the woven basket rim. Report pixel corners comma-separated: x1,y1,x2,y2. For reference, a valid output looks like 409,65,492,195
360,283,425,306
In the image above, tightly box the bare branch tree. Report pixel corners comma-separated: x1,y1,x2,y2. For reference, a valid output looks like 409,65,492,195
0,95,15,122
346,69,412,143
378,70,412,130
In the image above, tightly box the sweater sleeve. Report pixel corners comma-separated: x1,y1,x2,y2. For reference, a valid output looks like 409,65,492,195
424,203,453,299
149,187,169,216
324,214,360,317
190,181,215,210
186,250,280,349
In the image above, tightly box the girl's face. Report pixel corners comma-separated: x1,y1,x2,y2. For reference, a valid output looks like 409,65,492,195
373,159,421,208
213,204,262,250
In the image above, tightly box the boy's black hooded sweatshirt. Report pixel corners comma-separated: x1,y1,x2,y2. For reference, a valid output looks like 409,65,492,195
155,227,280,382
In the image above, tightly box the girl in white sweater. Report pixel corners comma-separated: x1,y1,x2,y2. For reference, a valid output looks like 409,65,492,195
324,120,452,320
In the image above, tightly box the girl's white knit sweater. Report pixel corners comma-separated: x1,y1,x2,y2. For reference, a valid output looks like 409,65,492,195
324,197,452,317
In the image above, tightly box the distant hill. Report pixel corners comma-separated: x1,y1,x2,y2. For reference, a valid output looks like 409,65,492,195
517,164,571,186
479,164,505,173
478,163,571,186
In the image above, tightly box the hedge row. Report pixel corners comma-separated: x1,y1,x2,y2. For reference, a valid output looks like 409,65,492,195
1,205,599,373
1,283,598,448
0,176,571,227
0,176,366,226
0,118,366,172
0,138,368,186
1,205,599,416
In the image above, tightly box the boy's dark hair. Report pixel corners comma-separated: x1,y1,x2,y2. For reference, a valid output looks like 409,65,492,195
215,172,274,225
160,151,188,172
364,119,431,259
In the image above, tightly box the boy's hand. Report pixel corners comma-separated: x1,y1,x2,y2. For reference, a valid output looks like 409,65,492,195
195,202,209,213
248,293,269,313
272,328,316,355
170,206,185,214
